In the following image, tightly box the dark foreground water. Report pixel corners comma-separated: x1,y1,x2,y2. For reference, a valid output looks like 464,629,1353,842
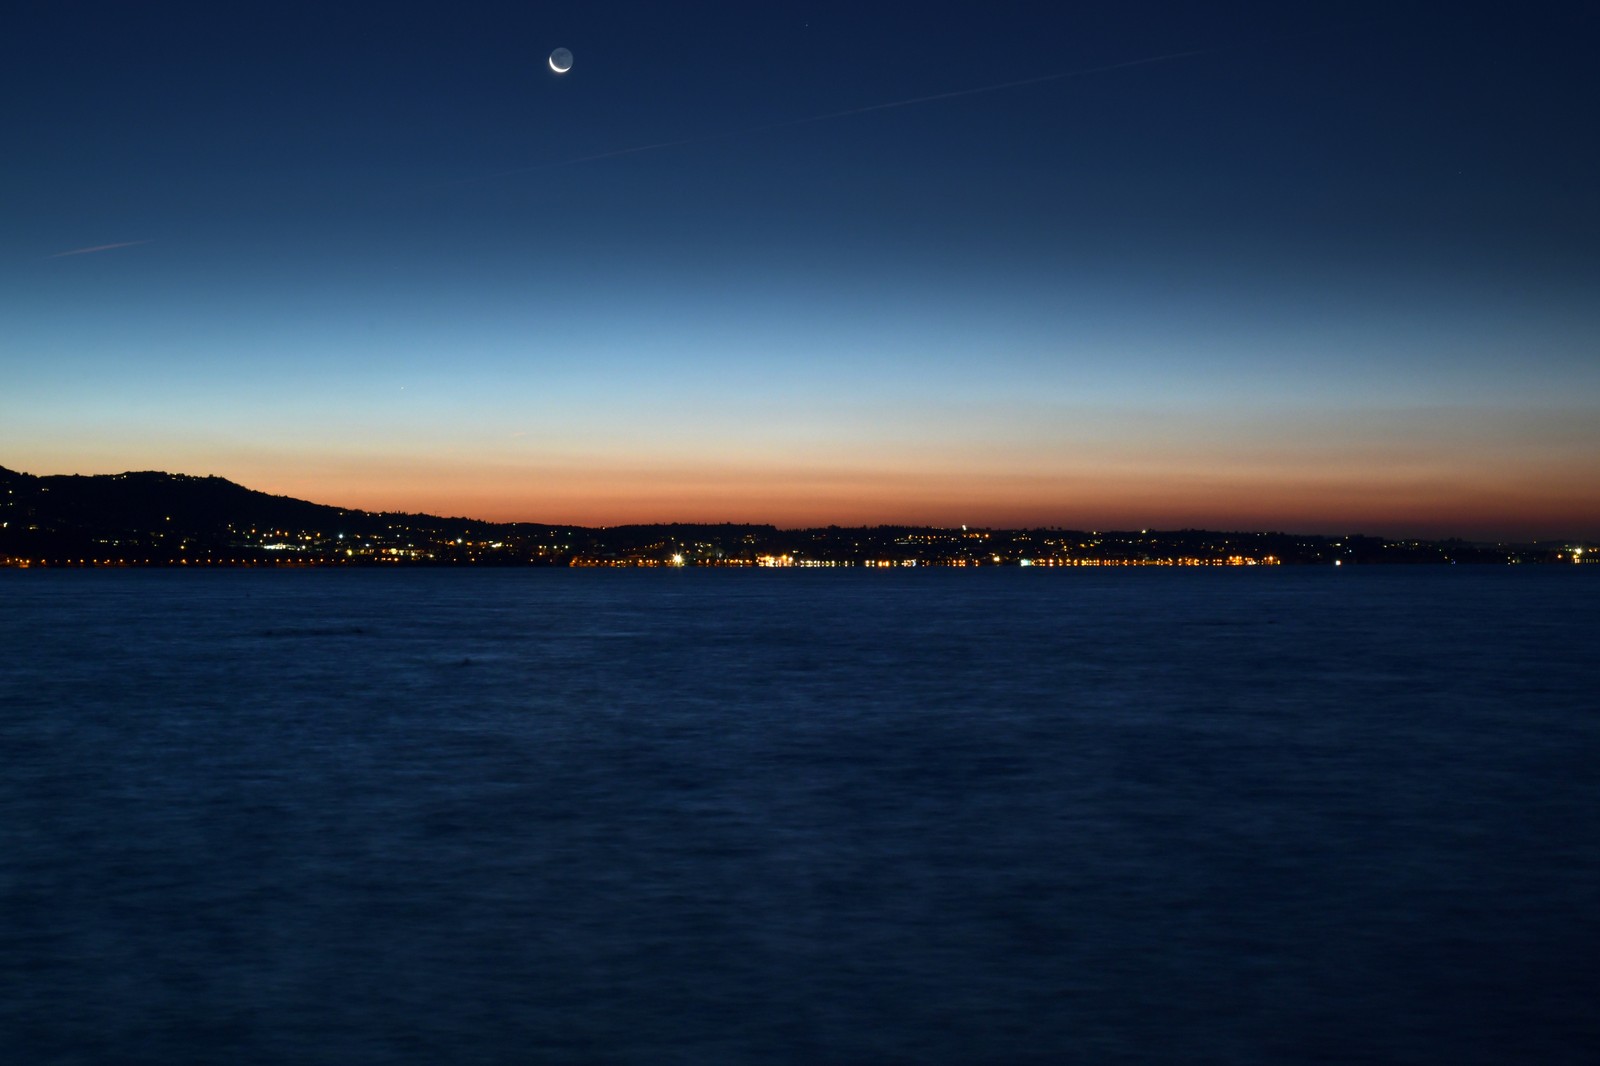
2,568,1596,1063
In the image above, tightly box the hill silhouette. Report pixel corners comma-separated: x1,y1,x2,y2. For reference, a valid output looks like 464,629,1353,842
0,465,547,561
0,466,788,565
0,464,1580,566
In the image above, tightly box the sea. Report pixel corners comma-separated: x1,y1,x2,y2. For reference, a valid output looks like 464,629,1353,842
2,567,1596,1064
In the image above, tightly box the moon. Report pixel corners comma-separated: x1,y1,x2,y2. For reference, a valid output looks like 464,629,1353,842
548,47,572,74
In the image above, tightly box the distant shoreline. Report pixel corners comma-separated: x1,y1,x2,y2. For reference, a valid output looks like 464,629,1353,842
2,466,1593,568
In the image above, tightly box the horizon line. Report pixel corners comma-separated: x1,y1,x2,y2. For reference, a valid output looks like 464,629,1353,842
2,463,1594,545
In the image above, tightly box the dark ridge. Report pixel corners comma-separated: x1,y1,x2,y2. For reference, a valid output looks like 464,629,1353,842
0,465,1591,566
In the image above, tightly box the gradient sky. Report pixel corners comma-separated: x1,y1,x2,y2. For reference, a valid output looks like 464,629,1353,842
4,1,1597,538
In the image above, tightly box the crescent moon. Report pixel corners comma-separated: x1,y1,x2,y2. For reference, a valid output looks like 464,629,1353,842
548,48,572,74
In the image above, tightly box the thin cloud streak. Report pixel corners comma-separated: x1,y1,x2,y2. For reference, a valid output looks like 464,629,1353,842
47,240,151,259
790,47,1219,124
448,46,1223,187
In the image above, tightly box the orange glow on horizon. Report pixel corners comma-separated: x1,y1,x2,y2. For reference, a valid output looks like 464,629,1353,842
13,425,1595,541
242,459,1597,541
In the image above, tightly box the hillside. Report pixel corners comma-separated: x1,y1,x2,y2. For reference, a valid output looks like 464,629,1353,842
1,465,1581,567
0,466,537,562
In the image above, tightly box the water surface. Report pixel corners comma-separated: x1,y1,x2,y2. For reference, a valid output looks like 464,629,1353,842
2,568,1596,1063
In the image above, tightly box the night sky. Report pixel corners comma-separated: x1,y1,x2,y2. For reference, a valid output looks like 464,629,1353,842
5,2,1597,537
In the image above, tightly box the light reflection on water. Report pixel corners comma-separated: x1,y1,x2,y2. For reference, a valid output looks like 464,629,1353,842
2,568,1596,1063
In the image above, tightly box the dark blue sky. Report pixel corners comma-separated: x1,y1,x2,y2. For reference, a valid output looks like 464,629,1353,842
5,2,1597,535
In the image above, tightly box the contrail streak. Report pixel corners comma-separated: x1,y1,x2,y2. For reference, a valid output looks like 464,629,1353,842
47,239,151,258
787,46,1218,124
445,45,1221,187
